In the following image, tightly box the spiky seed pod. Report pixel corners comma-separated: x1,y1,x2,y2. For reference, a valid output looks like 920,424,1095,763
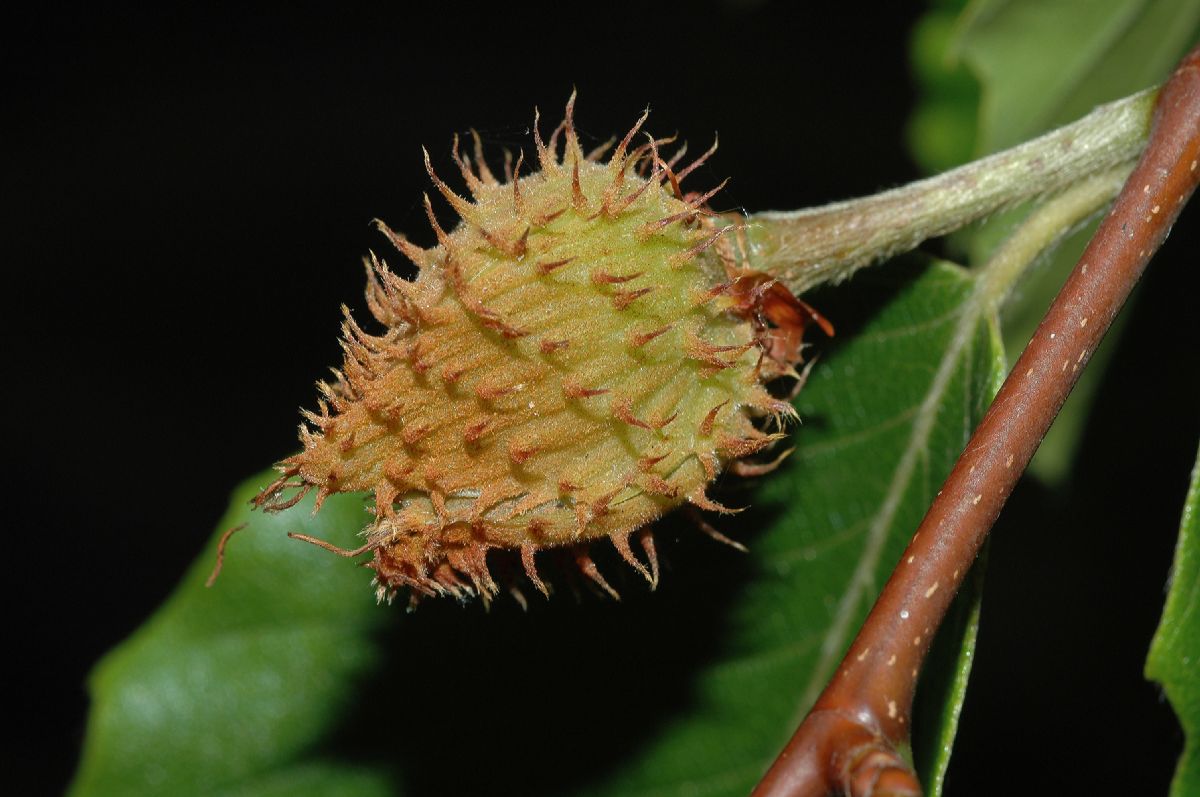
257,94,825,604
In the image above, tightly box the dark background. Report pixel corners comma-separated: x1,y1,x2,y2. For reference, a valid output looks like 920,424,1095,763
8,2,1197,795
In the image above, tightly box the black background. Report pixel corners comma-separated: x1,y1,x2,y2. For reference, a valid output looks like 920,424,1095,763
9,2,1198,795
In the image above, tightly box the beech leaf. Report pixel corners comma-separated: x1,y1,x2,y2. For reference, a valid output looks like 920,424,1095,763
1146,446,1200,797
69,484,394,796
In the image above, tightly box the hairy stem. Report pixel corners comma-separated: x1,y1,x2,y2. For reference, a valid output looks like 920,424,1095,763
746,89,1157,295
753,44,1200,797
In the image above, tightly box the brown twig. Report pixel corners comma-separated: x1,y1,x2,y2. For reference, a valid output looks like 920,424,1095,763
753,44,1200,797
205,523,247,587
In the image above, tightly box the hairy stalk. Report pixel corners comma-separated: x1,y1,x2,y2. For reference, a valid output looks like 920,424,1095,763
745,89,1157,295
754,45,1200,797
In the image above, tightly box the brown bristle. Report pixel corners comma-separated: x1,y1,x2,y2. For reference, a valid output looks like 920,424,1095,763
629,324,673,348
537,257,575,275
612,396,653,429
610,530,654,585
611,286,655,310
508,439,540,466
521,543,550,598
592,269,644,285
563,379,609,399
576,549,621,600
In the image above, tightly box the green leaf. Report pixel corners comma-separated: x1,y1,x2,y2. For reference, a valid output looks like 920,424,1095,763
906,0,980,175
911,549,985,797
909,0,1198,483
70,256,1005,796
69,480,397,797
959,0,1199,154
1147,444,1200,797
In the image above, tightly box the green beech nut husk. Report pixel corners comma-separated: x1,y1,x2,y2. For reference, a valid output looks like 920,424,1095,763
256,94,824,604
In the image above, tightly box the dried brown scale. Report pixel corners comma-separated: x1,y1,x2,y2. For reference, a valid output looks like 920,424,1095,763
258,94,821,604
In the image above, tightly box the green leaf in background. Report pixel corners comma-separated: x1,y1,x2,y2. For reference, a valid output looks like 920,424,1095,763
911,550,985,796
69,481,396,796
959,0,1199,155
909,0,1199,483
69,257,1004,796
907,0,981,176
1146,445,1200,797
